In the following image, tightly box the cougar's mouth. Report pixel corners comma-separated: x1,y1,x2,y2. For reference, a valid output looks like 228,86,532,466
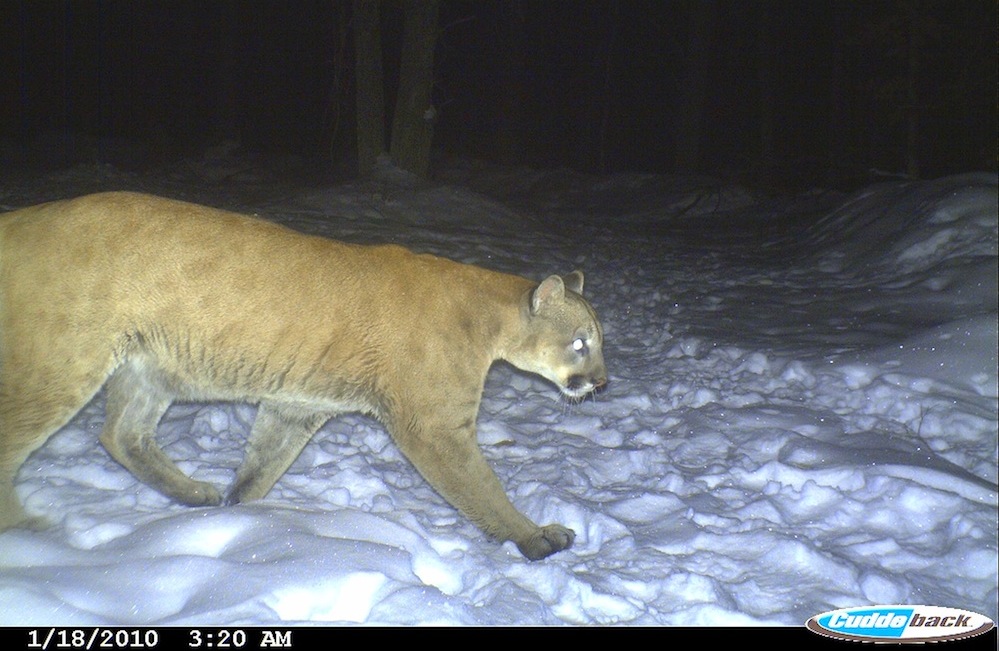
562,374,608,400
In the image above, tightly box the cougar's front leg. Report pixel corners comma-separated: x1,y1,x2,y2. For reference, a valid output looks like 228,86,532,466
390,414,574,561
226,401,331,505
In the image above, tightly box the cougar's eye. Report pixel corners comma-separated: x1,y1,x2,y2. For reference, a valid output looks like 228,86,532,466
572,337,588,355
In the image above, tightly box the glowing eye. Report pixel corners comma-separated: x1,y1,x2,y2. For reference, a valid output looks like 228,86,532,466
572,338,586,352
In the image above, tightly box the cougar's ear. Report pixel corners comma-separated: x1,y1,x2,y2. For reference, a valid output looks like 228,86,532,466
563,270,584,295
531,275,566,314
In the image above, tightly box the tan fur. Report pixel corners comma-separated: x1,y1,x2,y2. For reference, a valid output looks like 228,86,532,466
0,192,606,560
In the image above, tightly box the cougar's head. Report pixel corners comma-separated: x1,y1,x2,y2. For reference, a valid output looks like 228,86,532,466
507,271,608,401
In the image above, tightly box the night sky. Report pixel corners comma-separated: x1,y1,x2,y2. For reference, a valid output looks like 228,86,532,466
1,1,995,190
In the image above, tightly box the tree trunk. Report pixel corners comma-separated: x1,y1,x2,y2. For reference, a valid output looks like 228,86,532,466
389,0,439,178
353,0,385,176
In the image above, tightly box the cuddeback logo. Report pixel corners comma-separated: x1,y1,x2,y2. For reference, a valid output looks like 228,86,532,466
806,605,995,643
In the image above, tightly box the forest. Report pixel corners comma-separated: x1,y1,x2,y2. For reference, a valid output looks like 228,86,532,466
0,0,996,190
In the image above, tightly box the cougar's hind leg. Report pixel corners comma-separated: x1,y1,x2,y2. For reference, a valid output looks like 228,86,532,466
99,358,222,507
0,353,115,530
227,401,331,505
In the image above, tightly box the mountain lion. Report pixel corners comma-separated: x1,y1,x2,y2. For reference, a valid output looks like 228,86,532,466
0,192,607,560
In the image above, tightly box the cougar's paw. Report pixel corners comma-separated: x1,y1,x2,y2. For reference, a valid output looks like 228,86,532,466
177,481,223,507
517,524,575,561
14,513,52,532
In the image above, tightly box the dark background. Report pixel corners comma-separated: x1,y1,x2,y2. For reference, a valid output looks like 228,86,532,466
1,0,995,190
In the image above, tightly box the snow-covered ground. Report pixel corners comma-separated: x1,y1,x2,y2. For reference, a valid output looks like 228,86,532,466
0,160,995,626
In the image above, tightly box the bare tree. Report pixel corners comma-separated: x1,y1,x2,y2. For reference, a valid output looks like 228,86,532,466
389,0,440,178
353,0,385,176
352,0,439,179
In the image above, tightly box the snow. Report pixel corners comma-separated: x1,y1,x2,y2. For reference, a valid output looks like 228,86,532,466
0,162,995,627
